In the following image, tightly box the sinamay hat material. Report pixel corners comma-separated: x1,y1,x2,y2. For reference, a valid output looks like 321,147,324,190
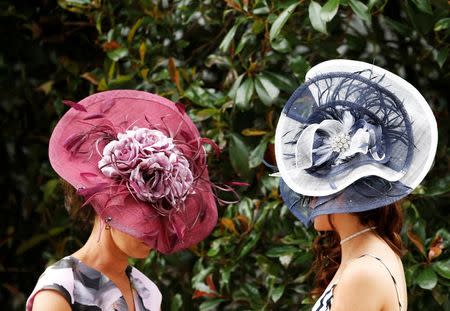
275,60,438,226
49,90,217,254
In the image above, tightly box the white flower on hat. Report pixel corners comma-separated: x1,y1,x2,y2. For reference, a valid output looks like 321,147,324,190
295,110,385,170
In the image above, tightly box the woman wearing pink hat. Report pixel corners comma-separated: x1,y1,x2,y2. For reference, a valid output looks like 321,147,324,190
275,60,438,310
27,90,218,311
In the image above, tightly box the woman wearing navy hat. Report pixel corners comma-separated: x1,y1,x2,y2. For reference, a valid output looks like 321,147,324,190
274,60,438,310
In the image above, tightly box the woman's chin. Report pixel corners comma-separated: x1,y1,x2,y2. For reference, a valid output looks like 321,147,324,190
313,214,333,231
130,246,151,259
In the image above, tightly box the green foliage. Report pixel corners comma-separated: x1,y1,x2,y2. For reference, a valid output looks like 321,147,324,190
1,0,449,310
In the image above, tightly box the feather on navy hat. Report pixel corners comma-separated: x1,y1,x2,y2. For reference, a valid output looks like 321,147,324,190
274,60,438,226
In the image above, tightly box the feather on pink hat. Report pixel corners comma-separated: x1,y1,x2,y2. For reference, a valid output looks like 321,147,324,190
49,90,217,254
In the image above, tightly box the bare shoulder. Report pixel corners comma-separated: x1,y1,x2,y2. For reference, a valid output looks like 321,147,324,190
331,256,392,311
32,290,71,311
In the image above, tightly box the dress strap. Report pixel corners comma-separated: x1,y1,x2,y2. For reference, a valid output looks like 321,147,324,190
359,254,403,311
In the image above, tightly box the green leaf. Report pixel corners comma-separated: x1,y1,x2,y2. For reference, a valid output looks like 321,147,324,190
249,135,271,168
190,108,219,122
290,55,311,79
266,245,300,257
205,54,232,68
220,24,239,53
436,48,448,68
254,74,280,106
405,264,420,287
433,259,450,279
269,2,299,41
207,241,221,257
431,286,448,305
192,266,214,289
436,228,450,248
127,18,143,44
271,284,285,303
95,11,103,34
255,255,279,276
255,201,279,229
239,231,261,258
208,236,231,257
235,77,254,110
410,0,433,14
416,266,438,290
308,1,327,34
235,32,253,54
199,299,225,311
170,294,183,311
233,283,262,304
383,16,411,36
252,19,266,34
367,0,381,9
435,18,450,31
219,265,234,290
405,0,434,33
237,197,254,221
58,0,98,13
97,78,108,91
107,74,134,89
321,0,340,22
413,218,427,243
228,74,244,99
270,36,291,53
41,179,59,202
293,251,315,267
348,0,372,24
253,6,270,15
184,84,219,108
264,71,297,92
106,48,129,61
229,133,251,178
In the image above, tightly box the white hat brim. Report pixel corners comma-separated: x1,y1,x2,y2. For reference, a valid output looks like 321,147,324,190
275,59,438,197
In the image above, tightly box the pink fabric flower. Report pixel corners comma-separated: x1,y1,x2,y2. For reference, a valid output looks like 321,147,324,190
133,128,174,153
98,127,194,208
98,135,140,177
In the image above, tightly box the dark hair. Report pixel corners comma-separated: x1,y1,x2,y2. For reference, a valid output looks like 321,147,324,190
60,179,95,225
310,202,404,297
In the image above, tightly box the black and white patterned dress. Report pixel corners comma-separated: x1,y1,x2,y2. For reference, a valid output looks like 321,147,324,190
27,256,162,310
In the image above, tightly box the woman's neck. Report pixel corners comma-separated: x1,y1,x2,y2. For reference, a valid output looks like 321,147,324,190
339,230,379,262
72,218,129,278
334,214,379,263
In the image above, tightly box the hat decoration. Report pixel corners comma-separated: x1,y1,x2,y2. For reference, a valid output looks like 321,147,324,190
66,119,199,218
50,90,223,254
274,60,438,226
98,127,194,214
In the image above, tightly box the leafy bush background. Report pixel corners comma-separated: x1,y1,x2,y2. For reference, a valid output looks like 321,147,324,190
1,0,449,310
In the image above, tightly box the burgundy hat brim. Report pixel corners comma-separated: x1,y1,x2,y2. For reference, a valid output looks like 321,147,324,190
49,90,217,254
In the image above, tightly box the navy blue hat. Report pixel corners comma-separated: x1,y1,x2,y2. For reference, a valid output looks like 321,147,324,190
274,60,438,226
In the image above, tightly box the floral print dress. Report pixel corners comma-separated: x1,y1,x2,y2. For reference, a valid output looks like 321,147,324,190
26,256,161,311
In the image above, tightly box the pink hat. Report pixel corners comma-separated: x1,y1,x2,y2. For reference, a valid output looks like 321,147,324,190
49,90,217,254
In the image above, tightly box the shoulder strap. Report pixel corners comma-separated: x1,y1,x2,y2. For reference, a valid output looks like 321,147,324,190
359,254,403,311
